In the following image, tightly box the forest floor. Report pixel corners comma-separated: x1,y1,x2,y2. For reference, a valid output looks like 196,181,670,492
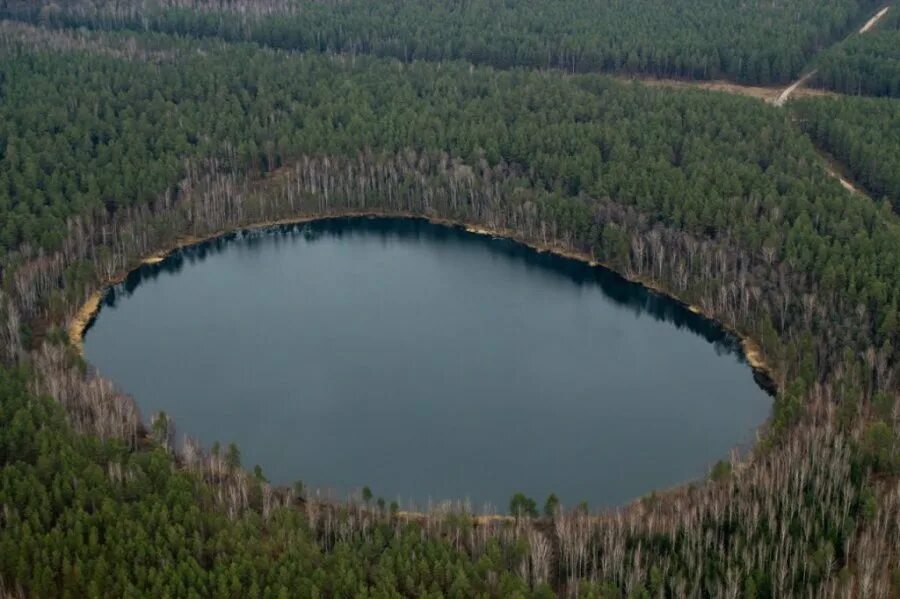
817,149,865,196
628,75,832,104
773,71,819,107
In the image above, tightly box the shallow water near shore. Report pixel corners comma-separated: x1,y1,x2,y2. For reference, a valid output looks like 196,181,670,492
84,217,770,511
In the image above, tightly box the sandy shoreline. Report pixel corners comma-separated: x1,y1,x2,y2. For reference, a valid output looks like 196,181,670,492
67,211,777,389
64,210,778,518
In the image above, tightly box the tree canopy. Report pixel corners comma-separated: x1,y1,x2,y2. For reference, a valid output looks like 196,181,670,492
814,8,900,97
0,8,897,599
792,95,900,210
2,0,885,85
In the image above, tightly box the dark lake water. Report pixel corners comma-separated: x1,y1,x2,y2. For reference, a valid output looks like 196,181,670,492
84,217,770,512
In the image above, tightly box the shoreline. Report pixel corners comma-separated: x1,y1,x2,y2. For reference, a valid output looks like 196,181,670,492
64,210,778,519
67,210,777,393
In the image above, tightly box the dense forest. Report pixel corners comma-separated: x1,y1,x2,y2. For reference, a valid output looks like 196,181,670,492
2,26,898,387
0,6,897,599
3,360,897,597
791,95,900,210
0,368,548,597
814,7,900,97
0,0,885,85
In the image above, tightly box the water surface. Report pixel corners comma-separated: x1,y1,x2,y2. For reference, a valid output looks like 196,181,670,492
85,217,770,511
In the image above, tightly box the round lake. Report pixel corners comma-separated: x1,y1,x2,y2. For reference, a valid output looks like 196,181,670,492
84,217,770,511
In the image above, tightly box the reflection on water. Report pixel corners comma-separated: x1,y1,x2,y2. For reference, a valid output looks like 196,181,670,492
105,219,747,358
86,217,770,511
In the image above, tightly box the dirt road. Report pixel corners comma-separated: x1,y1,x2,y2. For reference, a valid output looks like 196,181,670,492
774,5,891,106
773,70,818,106
859,6,890,33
